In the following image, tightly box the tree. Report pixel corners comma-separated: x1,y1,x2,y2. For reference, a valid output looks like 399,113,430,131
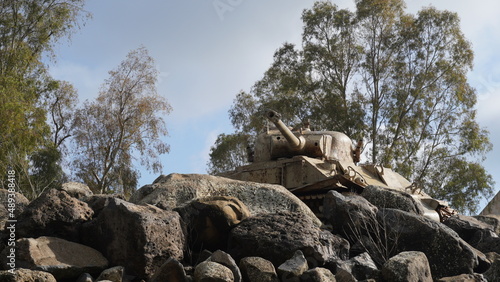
209,0,494,213
72,47,172,196
0,0,88,196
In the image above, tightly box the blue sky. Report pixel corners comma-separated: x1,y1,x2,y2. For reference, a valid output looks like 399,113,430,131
49,0,500,211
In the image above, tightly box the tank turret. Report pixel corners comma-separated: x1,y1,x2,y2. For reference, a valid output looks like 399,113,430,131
254,110,355,163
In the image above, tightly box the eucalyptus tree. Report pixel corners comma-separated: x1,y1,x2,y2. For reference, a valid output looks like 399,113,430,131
208,0,493,213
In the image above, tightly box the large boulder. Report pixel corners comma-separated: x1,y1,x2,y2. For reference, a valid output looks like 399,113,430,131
238,257,279,282
15,189,93,242
81,198,185,280
381,251,432,282
338,252,379,281
474,214,500,235
59,182,93,199
0,236,108,280
361,185,426,216
444,214,500,254
228,211,349,267
150,258,187,282
130,173,321,226
194,261,234,282
300,267,336,282
0,188,29,232
277,250,308,281
206,250,242,282
0,188,30,219
176,196,250,252
378,208,486,279
0,268,57,282
323,190,378,242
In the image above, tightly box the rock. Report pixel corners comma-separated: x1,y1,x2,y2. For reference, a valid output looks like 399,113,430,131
277,250,308,282
194,260,234,282
81,194,124,217
0,268,57,281
239,257,279,282
378,209,485,279
361,185,426,215
96,266,124,282
300,267,336,282
150,257,188,282
0,188,30,218
177,196,250,252
483,257,500,282
323,191,378,242
81,198,185,280
15,189,93,242
437,273,487,281
0,236,108,280
443,214,494,242
381,251,432,282
207,250,242,282
76,273,95,282
474,214,500,235
340,252,379,281
334,268,357,282
228,212,349,267
130,173,321,226
59,182,93,199
469,229,500,254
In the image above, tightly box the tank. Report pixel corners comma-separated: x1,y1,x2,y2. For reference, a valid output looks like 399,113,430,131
221,110,455,222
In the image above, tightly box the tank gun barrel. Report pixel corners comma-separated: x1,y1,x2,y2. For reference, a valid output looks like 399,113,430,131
265,110,305,150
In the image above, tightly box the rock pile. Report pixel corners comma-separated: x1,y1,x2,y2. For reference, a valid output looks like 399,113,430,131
1,174,500,281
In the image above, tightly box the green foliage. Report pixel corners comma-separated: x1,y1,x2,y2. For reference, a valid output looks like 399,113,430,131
0,0,88,197
209,0,494,213
72,47,171,196
207,133,251,175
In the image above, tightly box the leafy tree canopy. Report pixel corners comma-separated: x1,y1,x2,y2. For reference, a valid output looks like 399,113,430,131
0,0,88,198
72,47,172,196
208,0,494,214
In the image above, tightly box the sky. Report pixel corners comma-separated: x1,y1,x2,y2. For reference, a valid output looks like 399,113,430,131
49,0,500,212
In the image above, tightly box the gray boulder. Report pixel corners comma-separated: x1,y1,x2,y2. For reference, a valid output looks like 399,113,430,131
15,189,93,242
176,196,250,252
1,236,108,280
443,215,500,255
339,252,379,281
96,266,124,282
323,190,378,246
277,250,308,282
130,173,321,226
194,260,234,282
0,188,29,218
379,209,486,279
76,273,94,282
207,250,242,282
474,214,500,235
239,257,279,282
437,273,487,282
381,251,432,282
81,198,185,280
59,182,93,199
81,194,125,217
150,257,188,282
0,268,57,282
483,256,500,282
300,267,336,282
228,211,349,267
361,185,426,215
